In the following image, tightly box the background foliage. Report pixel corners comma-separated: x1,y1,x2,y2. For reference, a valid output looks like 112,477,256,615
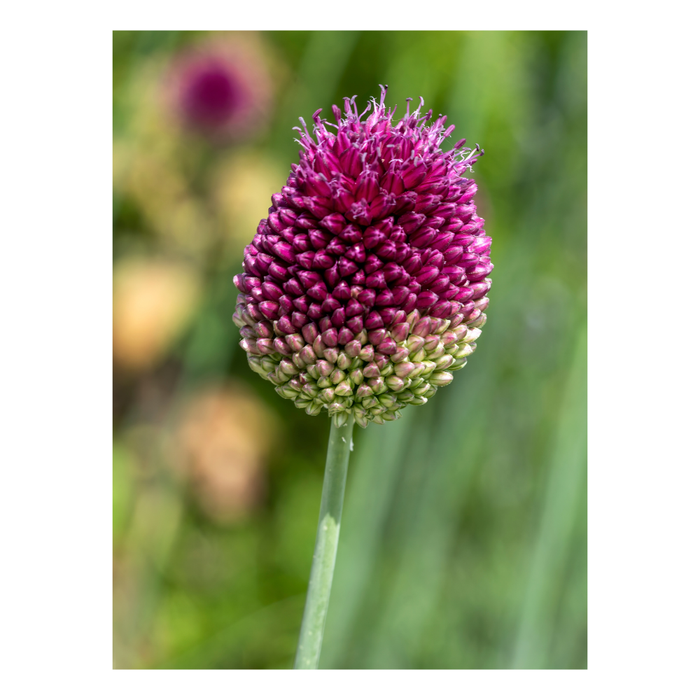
113,30,586,669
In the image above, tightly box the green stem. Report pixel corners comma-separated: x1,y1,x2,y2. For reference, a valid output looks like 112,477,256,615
294,417,354,669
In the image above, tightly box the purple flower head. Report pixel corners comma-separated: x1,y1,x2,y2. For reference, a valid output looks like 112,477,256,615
180,57,242,131
168,39,272,141
233,87,492,427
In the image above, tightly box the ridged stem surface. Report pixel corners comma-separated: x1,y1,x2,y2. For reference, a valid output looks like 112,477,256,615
294,418,354,669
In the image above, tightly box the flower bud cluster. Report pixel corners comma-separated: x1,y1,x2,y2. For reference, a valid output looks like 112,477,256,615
233,87,492,427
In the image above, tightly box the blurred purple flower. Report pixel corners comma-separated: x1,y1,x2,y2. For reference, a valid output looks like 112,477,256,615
167,38,272,141
233,87,492,427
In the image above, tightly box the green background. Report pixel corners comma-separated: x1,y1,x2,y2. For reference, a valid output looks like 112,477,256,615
113,30,586,669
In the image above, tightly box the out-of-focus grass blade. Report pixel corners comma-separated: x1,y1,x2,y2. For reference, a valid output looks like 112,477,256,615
512,321,587,668
361,374,491,668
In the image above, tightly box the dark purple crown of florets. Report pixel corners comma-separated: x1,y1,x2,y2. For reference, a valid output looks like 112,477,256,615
233,87,493,427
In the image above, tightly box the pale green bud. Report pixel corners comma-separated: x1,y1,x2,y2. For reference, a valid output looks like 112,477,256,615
334,380,354,397
330,368,346,385
323,347,339,364
434,354,454,371
386,375,405,392
430,371,454,387
349,368,365,385
336,352,351,370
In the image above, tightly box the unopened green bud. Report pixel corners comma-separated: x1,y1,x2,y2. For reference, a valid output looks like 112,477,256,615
260,358,277,373
292,352,306,370
354,410,369,429
334,380,353,397
406,334,425,353
434,354,454,371
319,387,335,403
359,344,375,362
379,362,394,377
390,347,410,363
394,361,415,378
464,328,482,344
336,352,351,370
426,342,445,360
423,334,440,352
441,331,458,347
413,382,431,396
300,345,316,366
430,371,454,387
286,333,304,352
470,312,487,329
305,402,323,416
453,325,468,341
349,368,364,385
330,369,346,385
452,342,475,359
345,340,362,357
323,347,339,364
367,376,386,394
407,361,424,379
356,384,374,399
276,385,298,400
332,411,349,428
436,319,451,334
313,335,327,358
386,375,405,392
317,359,333,377
410,347,426,362
407,395,428,406
362,362,380,378
421,360,437,376
378,394,397,409
302,383,319,397
279,358,298,377
247,356,266,375
266,371,286,386
451,357,468,371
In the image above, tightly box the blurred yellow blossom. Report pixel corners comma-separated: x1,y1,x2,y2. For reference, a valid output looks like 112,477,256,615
211,149,288,252
113,257,201,371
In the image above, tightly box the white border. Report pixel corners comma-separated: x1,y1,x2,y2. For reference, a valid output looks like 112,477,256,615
2,3,698,698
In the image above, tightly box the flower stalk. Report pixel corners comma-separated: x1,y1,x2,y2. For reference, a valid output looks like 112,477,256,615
294,417,354,669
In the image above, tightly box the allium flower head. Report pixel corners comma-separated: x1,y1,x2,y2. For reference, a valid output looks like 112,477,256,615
233,87,492,428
